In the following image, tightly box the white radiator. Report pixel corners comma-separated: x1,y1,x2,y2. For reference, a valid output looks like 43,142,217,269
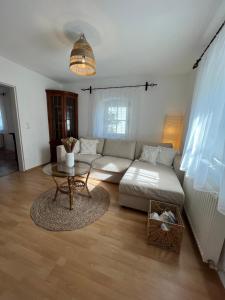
183,176,225,266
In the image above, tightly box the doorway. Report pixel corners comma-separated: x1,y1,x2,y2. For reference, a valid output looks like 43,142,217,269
0,83,24,176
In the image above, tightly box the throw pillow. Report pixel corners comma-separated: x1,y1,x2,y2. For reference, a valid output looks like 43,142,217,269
139,145,160,165
73,140,80,154
157,146,176,167
80,138,98,155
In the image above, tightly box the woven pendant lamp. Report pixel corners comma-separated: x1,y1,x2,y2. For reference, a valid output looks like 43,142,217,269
69,33,96,76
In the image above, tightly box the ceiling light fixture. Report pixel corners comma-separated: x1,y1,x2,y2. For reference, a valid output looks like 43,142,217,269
69,33,96,76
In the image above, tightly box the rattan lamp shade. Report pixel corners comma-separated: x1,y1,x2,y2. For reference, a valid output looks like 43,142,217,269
69,34,96,76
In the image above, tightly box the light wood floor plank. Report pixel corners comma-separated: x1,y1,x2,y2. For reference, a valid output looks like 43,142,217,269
0,167,224,300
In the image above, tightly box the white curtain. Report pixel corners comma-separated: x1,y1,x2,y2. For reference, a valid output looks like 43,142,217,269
88,87,142,140
181,26,225,215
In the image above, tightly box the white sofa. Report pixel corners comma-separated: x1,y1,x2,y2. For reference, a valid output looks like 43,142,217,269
57,138,185,212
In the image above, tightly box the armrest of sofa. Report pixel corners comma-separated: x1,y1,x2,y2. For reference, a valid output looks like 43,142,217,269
173,154,185,185
56,145,66,163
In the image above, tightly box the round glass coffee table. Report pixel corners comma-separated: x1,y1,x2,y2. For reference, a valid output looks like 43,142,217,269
43,162,91,210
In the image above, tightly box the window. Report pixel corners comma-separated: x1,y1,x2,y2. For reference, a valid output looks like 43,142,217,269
0,110,3,131
91,88,139,140
0,98,6,133
103,100,129,138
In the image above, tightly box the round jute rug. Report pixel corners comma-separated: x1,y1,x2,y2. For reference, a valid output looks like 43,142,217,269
30,184,110,231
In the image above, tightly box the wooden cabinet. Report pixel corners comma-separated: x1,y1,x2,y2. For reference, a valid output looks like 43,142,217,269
46,90,78,162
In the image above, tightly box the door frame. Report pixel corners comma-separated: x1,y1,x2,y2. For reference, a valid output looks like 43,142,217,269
0,81,25,171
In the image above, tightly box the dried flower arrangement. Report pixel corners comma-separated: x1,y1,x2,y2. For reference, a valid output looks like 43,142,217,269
61,137,77,153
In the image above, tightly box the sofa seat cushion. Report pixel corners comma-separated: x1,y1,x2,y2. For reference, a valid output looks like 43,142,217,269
74,153,101,164
92,156,132,173
119,160,184,207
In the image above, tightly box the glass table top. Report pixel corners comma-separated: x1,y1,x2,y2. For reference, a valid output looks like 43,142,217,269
43,162,91,178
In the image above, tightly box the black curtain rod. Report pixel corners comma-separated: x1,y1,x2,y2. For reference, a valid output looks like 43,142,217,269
193,20,225,69
81,81,157,94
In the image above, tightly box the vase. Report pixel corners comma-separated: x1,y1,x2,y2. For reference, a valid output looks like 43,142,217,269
65,152,74,168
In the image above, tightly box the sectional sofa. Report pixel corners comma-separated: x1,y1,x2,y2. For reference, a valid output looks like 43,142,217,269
57,138,185,212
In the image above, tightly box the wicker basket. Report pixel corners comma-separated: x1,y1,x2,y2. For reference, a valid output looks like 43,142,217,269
147,200,184,253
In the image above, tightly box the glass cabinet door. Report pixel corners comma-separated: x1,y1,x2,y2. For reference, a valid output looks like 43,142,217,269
46,90,78,162
51,95,63,140
65,96,76,137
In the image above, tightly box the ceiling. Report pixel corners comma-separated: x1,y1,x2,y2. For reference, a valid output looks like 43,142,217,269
0,0,223,83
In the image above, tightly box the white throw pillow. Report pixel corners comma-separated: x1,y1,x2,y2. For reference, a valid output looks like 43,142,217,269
139,145,160,165
157,146,176,167
80,138,98,155
72,140,80,154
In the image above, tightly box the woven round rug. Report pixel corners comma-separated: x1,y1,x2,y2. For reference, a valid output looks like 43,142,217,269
30,184,110,231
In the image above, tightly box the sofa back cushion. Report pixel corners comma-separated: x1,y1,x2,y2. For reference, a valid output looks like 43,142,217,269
157,146,176,167
80,138,98,154
135,141,172,159
79,137,105,154
96,139,105,154
103,139,136,160
73,140,80,153
139,145,160,165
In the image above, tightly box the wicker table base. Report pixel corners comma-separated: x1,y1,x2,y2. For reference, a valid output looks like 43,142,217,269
52,175,91,210
42,162,92,210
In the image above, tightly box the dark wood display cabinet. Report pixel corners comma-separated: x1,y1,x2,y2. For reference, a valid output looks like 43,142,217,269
46,90,78,162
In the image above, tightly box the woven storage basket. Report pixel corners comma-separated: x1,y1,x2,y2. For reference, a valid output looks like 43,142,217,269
147,200,184,253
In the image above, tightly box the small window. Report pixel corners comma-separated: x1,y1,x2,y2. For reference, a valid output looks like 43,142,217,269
0,110,4,132
103,100,128,138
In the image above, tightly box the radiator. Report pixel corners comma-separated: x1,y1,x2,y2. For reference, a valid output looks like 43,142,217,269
183,176,225,266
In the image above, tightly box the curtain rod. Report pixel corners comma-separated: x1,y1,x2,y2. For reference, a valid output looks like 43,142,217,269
81,81,157,94
193,20,225,69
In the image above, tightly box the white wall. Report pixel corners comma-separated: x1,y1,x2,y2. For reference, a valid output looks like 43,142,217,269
63,74,194,147
0,56,61,170
0,54,195,169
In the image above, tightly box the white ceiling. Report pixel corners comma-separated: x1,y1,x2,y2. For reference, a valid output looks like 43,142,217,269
0,0,223,83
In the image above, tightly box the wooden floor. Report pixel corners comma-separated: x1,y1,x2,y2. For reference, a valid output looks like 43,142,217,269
0,167,224,300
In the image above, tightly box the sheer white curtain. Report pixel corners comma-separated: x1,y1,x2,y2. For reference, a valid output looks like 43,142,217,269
181,26,225,215
88,87,141,140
